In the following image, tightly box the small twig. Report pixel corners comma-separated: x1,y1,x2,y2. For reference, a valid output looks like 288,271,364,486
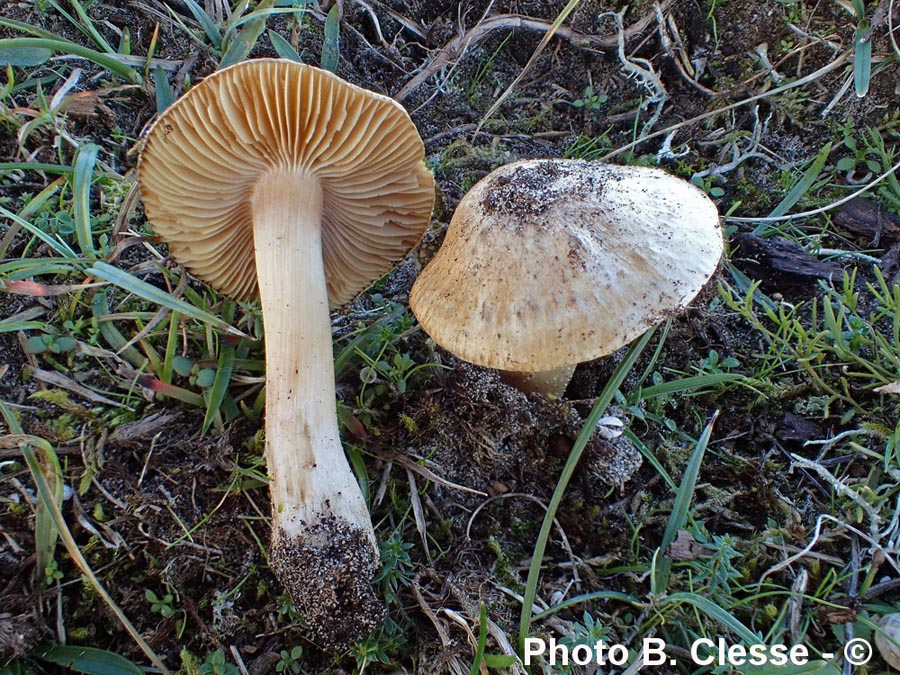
821,70,856,118
654,129,691,162
368,445,487,496
816,248,882,263
759,513,900,590
91,476,131,511
762,539,845,565
405,468,431,563
841,536,862,675
423,123,479,147
888,0,900,59
351,0,388,49
621,655,647,675
136,432,160,488
726,154,900,224
443,608,479,653
411,574,456,653
28,368,129,409
601,8,667,138
343,21,406,72
788,569,808,644
115,272,187,355
864,577,900,600
229,646,251,675
804,428,887,453
691,107,776,181
365,0,428,40
600,47,851,162
753,43,784,83
660,11,716,96
19,439,172,673
466,492,580,590
396,4,671,102
790,453,882,535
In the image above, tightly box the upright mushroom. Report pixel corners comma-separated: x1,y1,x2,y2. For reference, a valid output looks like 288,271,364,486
138,59,434,645
410,159,722,398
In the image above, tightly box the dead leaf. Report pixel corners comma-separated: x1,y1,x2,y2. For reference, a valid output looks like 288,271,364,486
874,381,900,395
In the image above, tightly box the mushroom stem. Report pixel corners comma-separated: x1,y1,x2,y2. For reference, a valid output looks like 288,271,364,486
251,169,382,644
500,365,577,399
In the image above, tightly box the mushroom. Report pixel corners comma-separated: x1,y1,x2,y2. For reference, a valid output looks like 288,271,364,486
410,159,722,398
137,59,434,645
876,613,900,670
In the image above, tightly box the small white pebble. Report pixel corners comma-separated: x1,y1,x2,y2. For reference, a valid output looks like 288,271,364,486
596,416,625,440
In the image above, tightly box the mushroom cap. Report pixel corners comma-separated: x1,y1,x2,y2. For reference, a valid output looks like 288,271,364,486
138,59,434,306
409,159,723,372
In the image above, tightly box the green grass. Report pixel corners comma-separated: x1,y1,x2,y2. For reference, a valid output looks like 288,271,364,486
2,0,900,673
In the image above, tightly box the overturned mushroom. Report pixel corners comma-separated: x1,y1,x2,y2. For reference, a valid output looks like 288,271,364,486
410,159,722,397
138,59,434,645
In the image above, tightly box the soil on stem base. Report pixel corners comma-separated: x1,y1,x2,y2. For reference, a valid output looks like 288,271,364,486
270,514,385,648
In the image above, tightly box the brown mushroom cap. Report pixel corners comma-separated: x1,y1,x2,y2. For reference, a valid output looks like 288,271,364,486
410,159,723,372
138,59,434,306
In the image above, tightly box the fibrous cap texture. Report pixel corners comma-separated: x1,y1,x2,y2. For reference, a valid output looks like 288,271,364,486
410,159,723,371
138,59,434,307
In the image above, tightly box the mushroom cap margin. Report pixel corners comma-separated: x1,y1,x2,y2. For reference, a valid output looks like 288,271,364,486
138,58,435,307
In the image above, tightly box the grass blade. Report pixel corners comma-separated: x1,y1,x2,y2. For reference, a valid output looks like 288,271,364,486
0,205,78,259
469,603,489,675
0,162,74,174
0,260,82,279
625,430,676,490
9,429,171,674
268,30,302,62
219,0,275,69
0,38,141,83
135,374,206,407
72,143,99,259
747,659,841,674
531,590,643,621
345,444,370,508
201,340,235,436
179,0,224,50
477,0,583,133
518,328,656,650
853,22,872,98
0,407,62,582
154,64,175,113
46,0,115,54
651,411,719,594
90,290,150,368
87,262,250,338
0,17,63,40
321,3,341,73
632,373,747,400
756,142,832,232
0,321,47,333
38,644,143,675
662,592,758,643
0,44,51,66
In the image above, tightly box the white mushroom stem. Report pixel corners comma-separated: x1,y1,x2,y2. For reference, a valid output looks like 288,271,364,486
500,365,577,399
250,169,380,638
